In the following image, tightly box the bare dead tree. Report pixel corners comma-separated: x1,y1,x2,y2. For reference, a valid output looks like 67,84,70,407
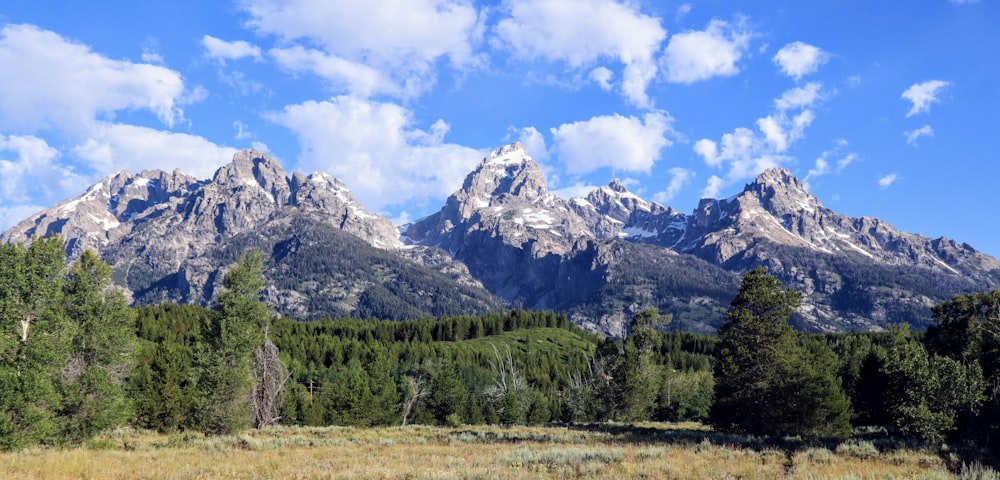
483,343,526,402
400,372,428,426
250,325,291,429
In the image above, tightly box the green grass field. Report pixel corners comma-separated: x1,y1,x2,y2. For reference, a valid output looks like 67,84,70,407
3,422,986,479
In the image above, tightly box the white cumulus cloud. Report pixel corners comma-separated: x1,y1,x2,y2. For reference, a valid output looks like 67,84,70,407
694,83,821,198
242,0,483,98
772,41,829,80
270,45,402,98
589,66,614,91
267,96,483,212
662,19,751,84
0,24,189,133
550,112,674,175
513,126,550,162
774,82,824,111
72,124,238,180
902,80,950,117
1,134,87,205
494,0,666,108
0,24,236,228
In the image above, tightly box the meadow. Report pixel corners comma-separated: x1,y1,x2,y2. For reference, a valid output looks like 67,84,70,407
2,422,989,479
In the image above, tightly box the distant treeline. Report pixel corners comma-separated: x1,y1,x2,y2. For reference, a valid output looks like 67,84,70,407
131,305,717,430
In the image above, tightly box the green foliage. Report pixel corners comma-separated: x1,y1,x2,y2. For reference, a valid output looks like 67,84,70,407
925,290,1000,445
198,250,269,435
882,324,986,442
58,251,137,443
425,367,466,426
654,369,714,422
0,238,138,449
130,303,213,432
0,237,70,449
712,267,851,438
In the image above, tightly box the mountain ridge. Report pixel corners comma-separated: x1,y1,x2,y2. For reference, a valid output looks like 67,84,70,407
4,144,998,334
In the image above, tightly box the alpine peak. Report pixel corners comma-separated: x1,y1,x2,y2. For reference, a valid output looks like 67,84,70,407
607,178,629,193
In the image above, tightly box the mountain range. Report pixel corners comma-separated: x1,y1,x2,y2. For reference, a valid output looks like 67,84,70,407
4,143,999,335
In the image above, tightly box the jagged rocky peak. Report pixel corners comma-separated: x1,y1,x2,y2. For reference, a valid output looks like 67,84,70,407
108,168,198,218
212,148,292,205
587,179,653,221
0,165,200,258
460,142,548,208
745,167,823,216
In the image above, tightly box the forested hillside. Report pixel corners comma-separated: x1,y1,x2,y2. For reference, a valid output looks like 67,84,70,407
4,237,1000,464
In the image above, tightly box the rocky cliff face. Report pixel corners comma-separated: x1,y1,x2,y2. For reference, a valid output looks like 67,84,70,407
619,168,1000,330
405,143,601,305
671,168,1000,279
1,149,498,319
2,168,199,258
406,148,1000,333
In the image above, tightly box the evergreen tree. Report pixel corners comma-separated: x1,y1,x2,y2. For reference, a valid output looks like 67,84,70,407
58,251,137,442
198,250,269,434
0,237,71,449
712,267,851,438
425,366,465,425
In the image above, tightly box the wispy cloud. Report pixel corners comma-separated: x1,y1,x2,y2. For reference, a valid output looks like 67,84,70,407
905,125,934,146
653,167,693,204
202,35,262,62
803,140,856,188
878,173,899,189
902,80,950,117
694,83,823,198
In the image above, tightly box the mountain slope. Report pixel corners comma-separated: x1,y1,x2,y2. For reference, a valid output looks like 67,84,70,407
2,149,501,320
405,143,1000,333
405,143,740,335
614,167,1000,330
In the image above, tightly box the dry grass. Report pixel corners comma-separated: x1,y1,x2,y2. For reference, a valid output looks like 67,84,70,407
0,423,977,479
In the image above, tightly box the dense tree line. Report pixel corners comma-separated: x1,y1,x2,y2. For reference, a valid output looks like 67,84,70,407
5,237,1000,454
130,304,717,431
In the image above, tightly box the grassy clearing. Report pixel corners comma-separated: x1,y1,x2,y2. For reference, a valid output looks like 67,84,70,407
0,423,989,479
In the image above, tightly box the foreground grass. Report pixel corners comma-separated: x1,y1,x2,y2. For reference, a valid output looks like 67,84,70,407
0,422,989,479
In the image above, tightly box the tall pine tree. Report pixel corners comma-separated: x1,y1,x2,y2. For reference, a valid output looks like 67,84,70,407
59,251,137,443
712,267,851,438
198,249,269,434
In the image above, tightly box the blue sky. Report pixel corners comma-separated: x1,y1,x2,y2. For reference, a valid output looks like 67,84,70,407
2,1,998,256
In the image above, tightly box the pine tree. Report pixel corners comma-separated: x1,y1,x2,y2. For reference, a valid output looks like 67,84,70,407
59,251,137,442
198,250,269,434
712,267,851,437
